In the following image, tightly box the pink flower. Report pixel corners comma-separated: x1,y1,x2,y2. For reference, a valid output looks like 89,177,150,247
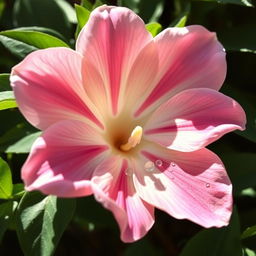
11,6,246,242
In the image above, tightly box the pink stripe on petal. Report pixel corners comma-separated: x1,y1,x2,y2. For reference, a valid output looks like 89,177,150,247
22,120,109,197
11,47,103,130
77,6,152,116
133,144,232,228
91,156,154,242
144,88,246,151
135,26,227,117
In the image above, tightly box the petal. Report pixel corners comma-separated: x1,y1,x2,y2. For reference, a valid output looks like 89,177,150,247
76,6,153,116
144,88,246,151
135,25,227,117
11,47,103,130
22,120,109,197
91,156,154,242
133,143,232,228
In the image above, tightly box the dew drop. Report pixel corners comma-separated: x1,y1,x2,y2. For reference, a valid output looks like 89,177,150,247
144,161,155,172
155,159,163,167
171,162,176,167
206,183,210,188
125,168,133,176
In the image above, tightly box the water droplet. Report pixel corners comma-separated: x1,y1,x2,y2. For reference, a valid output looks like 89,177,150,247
171,162,176,167
125,168,133,176
206,183,210,188
144,161,155,172
155,159,163,167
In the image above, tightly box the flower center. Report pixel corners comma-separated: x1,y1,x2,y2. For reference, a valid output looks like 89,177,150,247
120,126,143,152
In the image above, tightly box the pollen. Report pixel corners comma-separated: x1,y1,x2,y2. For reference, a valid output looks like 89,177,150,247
120,126,143,152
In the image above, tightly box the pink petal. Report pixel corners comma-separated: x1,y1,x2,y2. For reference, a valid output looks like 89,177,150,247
135,25,227,117
133,143,232,228
22,120,109,197
76,6,153,116
91,157,154,242
11,47,103,130
144,88,246,151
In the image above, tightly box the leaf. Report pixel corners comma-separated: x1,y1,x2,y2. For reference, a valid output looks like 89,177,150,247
243,248,256,256
174,15,188,27
0,157,13,199
75,4,91,37
6,131,41,154
242,225,256,239
180,208,242,256
13,27,67,42
198,0,253,7
55,0,76,24
0,73,10,91
13,0,73,39
16,192,76,256
0,30,69,58
218,25,256,54
12,183,25,199
145,22,162,37
93,0,104,9
170,1,190,28
0,30,69,49
0,35,37,59
0,201,17,242
121,0,164,23
81,0,93,10
0,91,17,110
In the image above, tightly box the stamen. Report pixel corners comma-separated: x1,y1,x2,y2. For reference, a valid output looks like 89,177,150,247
120,126,143,152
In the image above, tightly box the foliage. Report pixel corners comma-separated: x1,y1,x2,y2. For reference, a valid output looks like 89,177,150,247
0,0,255,255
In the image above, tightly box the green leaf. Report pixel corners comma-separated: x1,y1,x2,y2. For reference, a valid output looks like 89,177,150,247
55,0,76,24
0,91,17,110
0,73,10,91
81,0,93,10
0,157,13,199
13,0,73,39
145,22,162,37
0,30,69,49
219,25,256,54
93,0,104,9
243,248,256,256
16,192,76,256
120,0,164,23
170,1,190,28
174,15,188,27
242,225,256,239
75,4,91,37
0,35,36,59
0,201,17,242
13,27,67,41
197,0,253,7
12,183,25,199
180,208,242,256
6,131,41,154
0,29,70,59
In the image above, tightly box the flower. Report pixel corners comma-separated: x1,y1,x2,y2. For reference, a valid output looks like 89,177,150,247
10,5,246,242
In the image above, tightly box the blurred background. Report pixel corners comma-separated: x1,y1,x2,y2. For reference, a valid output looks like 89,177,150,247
0,0,255,255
